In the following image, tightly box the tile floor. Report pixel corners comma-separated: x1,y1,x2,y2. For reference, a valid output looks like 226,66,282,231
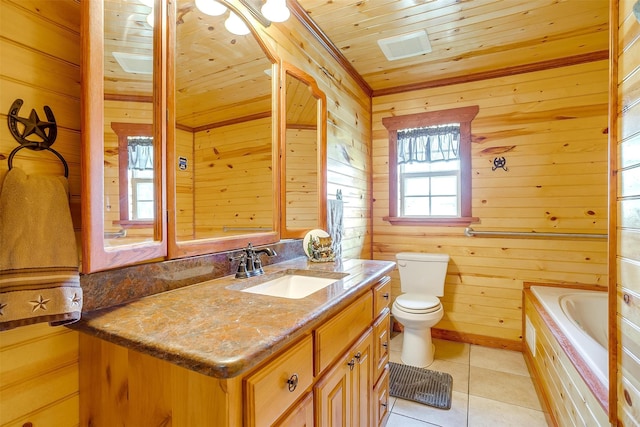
387,333,550,427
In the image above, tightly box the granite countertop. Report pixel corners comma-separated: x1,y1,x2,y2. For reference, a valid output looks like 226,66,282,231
73,257,395,379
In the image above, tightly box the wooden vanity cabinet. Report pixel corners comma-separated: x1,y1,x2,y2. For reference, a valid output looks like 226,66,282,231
79,276,392,427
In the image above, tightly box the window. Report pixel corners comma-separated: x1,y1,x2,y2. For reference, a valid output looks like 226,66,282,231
382,106,479,226
111,122,155,227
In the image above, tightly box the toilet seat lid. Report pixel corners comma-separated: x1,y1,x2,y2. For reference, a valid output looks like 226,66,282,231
395,293,440,311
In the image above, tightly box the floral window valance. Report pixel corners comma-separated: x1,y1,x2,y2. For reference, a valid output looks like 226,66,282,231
397,124,460,164
127,136,154,171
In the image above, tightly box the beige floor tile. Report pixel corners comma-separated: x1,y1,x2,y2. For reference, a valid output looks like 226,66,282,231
428,359,469,394
434,338,470,365
390,349,403,364
468,395,549,427
469,367,542,411
470,345,529,376
391,391,468,427
386,413,440,427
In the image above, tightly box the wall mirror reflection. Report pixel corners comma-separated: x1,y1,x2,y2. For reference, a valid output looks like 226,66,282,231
102,0,160,247
168,0,279,257
281,64,327,238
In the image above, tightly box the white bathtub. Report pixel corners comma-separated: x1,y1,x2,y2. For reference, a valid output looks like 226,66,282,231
529,286,609,388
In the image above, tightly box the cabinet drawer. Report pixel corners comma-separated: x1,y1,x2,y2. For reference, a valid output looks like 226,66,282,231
373,363,390,427
245,335,314,427
373,309,390,382
315,291,373,375
373,277,391,316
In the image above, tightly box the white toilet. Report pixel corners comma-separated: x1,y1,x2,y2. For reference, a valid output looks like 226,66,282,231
392,252,450,367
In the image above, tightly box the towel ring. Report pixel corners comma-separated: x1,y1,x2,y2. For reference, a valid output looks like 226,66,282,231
8,143,69,178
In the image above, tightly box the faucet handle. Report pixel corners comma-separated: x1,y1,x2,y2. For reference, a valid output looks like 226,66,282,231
229,252,250,279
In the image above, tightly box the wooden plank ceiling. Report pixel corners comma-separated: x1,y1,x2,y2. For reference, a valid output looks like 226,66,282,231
294,0,610,95
103,0,609,127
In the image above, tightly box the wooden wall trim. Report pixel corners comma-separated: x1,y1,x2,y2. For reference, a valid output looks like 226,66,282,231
431,328,523,352
288,0,372,97
105,93,153,103
608,0,619,425
372,50,610,97
190,111,272,133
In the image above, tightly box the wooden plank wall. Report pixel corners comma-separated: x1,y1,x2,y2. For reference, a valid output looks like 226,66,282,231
0,0,81,425
372,61,610,346
285,128,319,229
250,1,373,259
175,127,195,240
615,0,640,424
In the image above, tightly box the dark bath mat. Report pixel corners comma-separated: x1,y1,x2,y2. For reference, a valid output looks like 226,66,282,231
388,362,453,410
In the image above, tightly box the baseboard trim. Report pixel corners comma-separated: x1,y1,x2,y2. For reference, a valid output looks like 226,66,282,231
430,328,523,352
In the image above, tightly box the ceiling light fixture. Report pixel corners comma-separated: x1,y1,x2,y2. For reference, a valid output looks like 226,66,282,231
225,11,251,35
261,0,290,23
195,0,227,16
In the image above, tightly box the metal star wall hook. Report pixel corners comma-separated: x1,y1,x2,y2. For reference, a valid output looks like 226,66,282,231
492,157,508,171
7,99,57,149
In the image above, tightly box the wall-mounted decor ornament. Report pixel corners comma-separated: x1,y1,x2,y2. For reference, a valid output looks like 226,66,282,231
7,99,57,148
6,99,68,177
492,157,508,171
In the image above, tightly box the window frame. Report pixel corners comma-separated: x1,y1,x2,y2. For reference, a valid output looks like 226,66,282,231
111,122,154,228
382,105,479,226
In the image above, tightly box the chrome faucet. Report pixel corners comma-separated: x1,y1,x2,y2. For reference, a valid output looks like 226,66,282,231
229,243,277,278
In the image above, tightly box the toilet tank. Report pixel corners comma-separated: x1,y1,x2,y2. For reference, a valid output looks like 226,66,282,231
396,252,450,296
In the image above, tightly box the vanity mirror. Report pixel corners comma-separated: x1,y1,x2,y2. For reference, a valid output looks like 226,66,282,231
167,0,280,258
280,64,327,238
81,0,167,273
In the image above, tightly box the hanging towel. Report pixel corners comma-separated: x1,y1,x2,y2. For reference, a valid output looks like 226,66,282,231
327,199,344,259
0,167,82,331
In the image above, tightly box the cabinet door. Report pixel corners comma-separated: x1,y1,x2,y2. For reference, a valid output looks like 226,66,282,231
351,329,373,427
276,392,314,427
315,351,351,427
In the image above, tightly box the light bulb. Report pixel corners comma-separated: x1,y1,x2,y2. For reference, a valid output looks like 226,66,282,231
261,0,290,23
225,12,250,36
195,0,227,16
146,11,154,27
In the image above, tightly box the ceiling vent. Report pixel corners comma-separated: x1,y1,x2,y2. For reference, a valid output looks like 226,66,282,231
113,52,153,75
377,30,432,61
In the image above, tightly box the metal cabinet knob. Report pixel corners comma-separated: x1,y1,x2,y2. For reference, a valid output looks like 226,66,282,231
287,373,299,392
348,359,356,371
382,293,389,300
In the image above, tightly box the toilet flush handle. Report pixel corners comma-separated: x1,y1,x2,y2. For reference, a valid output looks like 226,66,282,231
397,261,407,267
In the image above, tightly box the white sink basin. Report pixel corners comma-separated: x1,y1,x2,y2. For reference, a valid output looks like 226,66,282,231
241,274,340,299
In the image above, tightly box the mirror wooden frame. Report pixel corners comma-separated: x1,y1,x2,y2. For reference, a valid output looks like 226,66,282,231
280,63,327,238
81,0,167,273
166,1,281,259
